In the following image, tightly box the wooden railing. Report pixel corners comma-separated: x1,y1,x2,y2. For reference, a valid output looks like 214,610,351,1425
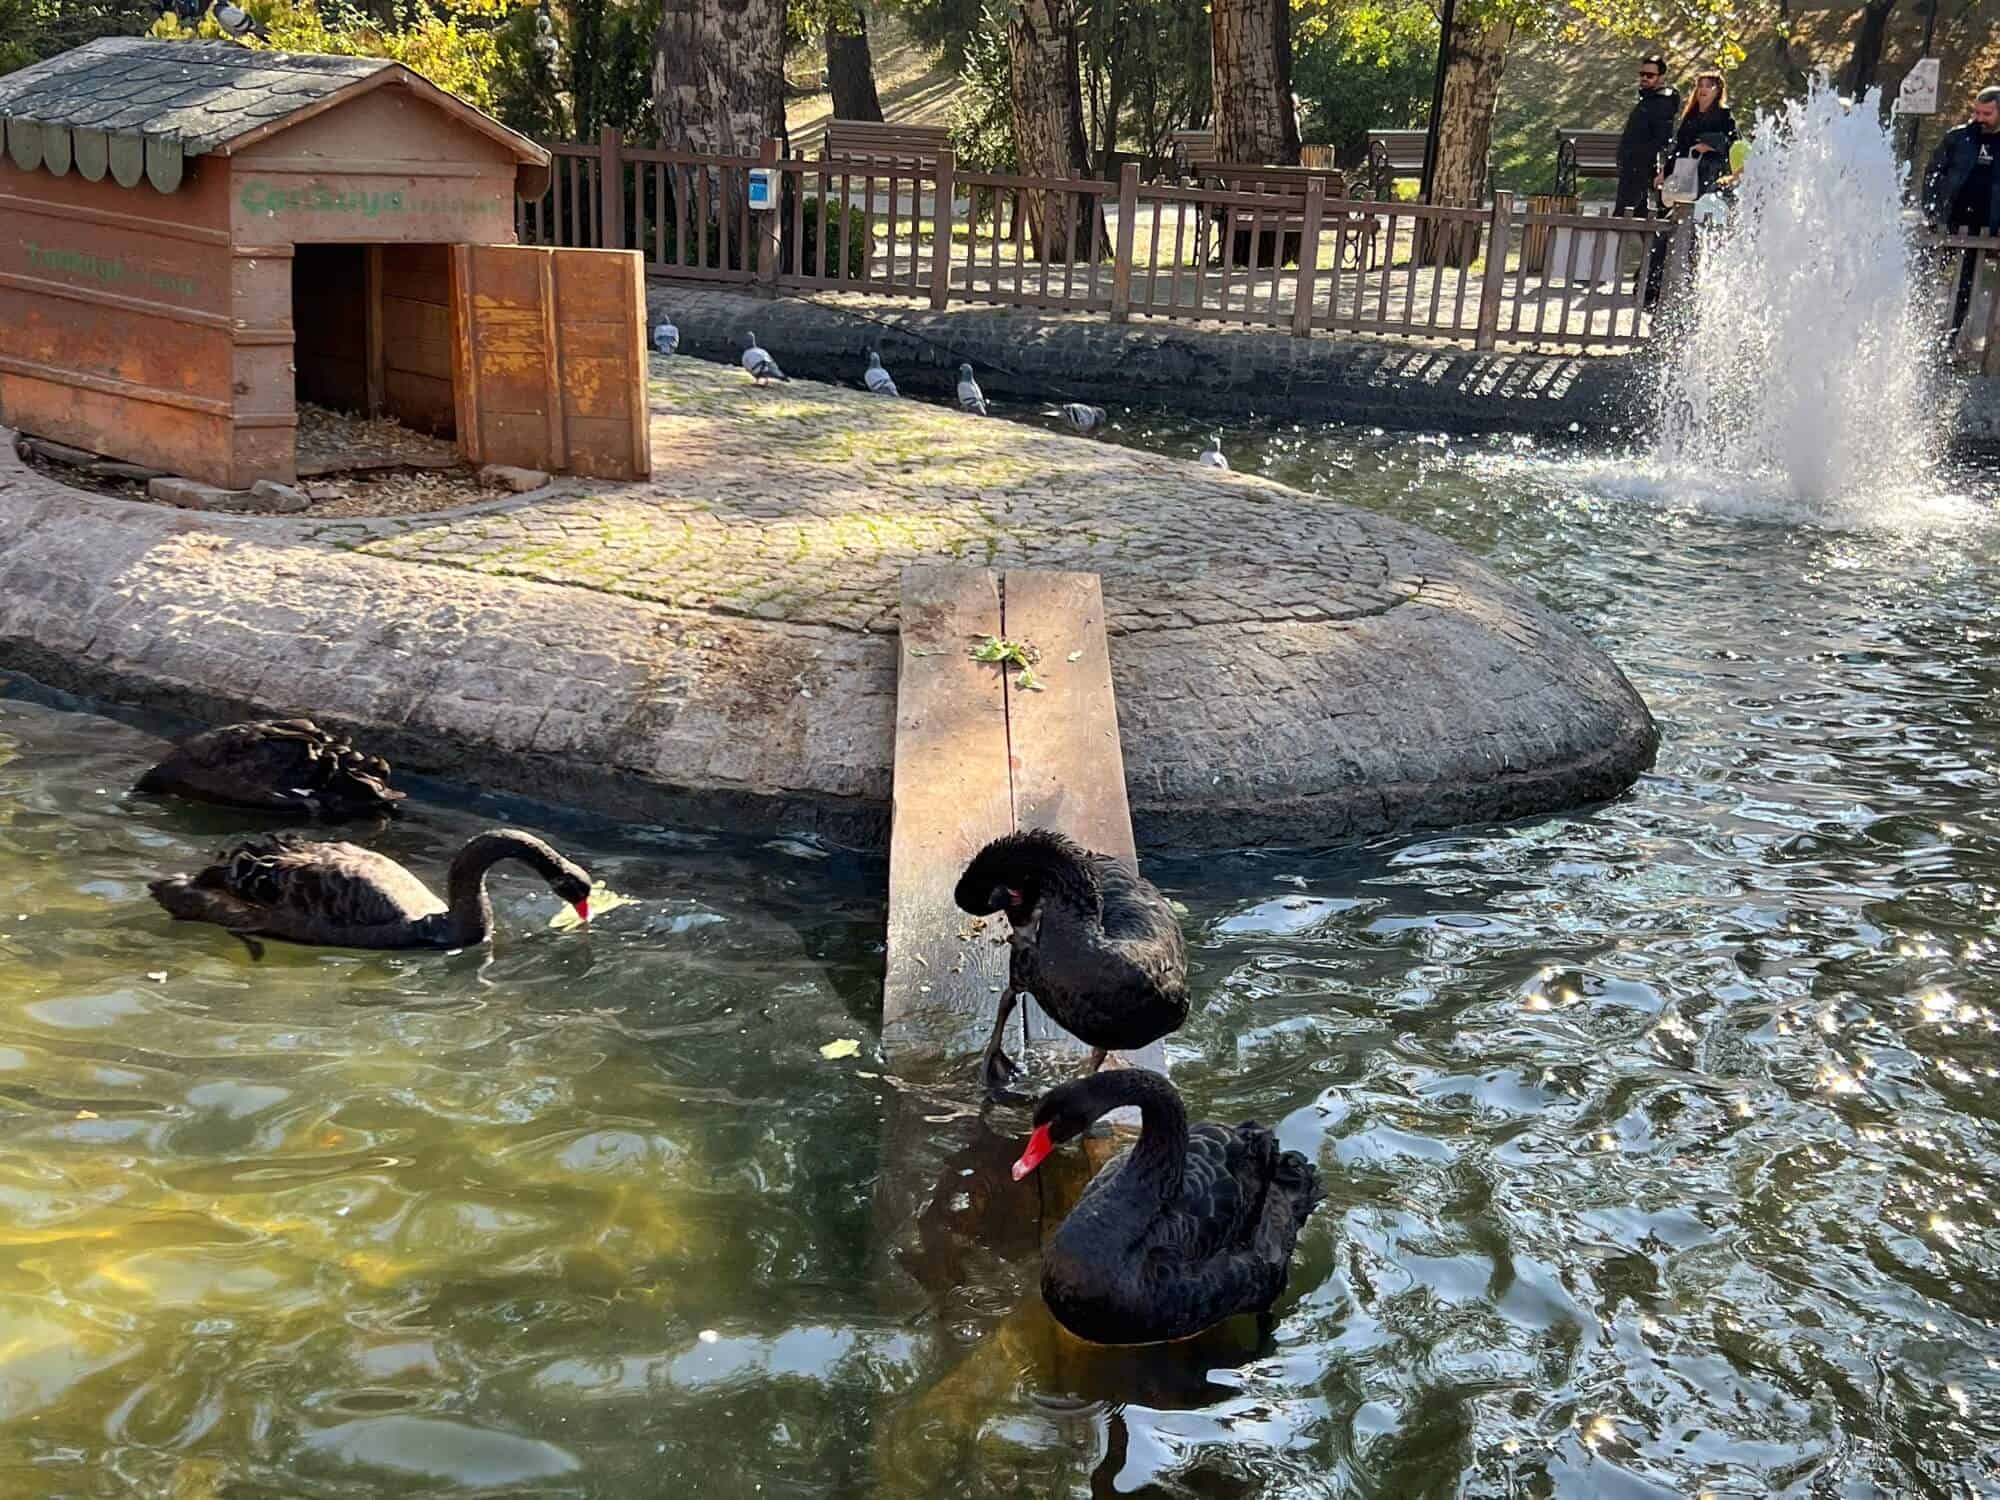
518,130,2000,360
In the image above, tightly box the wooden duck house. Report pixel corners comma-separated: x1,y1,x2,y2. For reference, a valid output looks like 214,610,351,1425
0,39,651,489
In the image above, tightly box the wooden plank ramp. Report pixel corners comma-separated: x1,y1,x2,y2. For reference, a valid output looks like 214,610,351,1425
882,565,1167,1085
870,569,1204,1487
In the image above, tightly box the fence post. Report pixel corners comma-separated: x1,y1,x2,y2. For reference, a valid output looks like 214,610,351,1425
1657,210,1696,318
1981,240,2000,376
1474,190,1513,350
758,136,782,296
930,149,957,311
1290,178,1325,338
1110,162,1138,322
599,126,624,249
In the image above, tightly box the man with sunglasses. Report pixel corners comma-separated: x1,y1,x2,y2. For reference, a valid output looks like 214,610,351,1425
1611,55,1679,304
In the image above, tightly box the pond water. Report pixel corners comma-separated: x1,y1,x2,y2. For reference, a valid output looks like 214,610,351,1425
3,424,1998,1498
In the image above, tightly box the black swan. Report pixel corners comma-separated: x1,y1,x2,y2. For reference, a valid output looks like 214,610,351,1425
135,719,402,819
149,829,591,952
1012,1068,1324,1345
954,829,1188,1096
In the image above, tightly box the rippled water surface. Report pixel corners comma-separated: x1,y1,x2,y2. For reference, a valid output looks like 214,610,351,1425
4,427,1999,1498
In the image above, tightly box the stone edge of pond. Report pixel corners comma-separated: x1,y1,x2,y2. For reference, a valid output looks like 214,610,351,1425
647,284,1653,437
0,416,1659,853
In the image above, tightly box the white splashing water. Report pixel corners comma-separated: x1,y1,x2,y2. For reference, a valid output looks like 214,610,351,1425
1654,75,1946,516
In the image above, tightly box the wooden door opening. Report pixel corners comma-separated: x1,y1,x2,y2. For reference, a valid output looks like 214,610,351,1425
291,243,458,440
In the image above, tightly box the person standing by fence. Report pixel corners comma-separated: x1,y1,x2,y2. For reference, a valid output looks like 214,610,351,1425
1612,55,1679,305
1924,86,2000,341
1647,70,1738,300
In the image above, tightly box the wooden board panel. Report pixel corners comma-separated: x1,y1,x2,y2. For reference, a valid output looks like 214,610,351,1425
449,243,649,480
550,247,650,479
880,567,1015,1065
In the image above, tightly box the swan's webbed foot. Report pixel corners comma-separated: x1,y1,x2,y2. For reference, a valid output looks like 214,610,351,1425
981,1044,1027,1102
979,986,1027,1101
232,932,266,961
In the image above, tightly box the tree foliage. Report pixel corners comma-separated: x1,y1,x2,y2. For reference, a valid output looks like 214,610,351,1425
1292,0,1435,164
1459,0,1752,68
1,0,156,75
945,2,1016,172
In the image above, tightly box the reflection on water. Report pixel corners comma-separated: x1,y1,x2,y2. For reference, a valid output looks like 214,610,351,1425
5,420,2000,1496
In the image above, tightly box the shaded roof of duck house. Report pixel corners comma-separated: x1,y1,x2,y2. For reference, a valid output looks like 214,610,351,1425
0,37,546,192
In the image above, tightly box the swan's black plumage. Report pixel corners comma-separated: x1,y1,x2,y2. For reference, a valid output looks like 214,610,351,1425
954,829,1188,1094
135,719,402,819
1014,1069,1324,1345
148,829,590,951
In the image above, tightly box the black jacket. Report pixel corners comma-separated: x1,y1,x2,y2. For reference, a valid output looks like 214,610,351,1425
1670,104,1738,193
1618,85,1680,188
1924,122,2000,230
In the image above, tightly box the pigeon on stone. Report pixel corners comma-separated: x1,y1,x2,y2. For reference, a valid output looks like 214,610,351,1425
956,363,989,416
741,332,788,384
1198,437,1228,470
1046,403,1107,435
864,351,899,396
653,319,679,356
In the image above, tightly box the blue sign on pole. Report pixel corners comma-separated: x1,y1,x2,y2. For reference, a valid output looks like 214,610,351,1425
747,168,775,211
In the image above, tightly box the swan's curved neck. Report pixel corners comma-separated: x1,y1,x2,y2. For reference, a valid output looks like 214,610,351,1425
444,831,565,945
1088,1070,1189,1206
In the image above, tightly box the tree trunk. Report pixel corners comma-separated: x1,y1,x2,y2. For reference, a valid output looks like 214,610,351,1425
1846,0,1900,96
1419,15,1512,266
1007,0,1110,261
1210,0,1298,165
653,0,787,157
825,8,884,122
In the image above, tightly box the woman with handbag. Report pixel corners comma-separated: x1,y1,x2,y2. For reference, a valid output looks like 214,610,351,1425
1663,72,1739,197
1647,70,1739,306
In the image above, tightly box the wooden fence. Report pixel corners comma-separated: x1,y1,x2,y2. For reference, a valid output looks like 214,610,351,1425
518,129,2000,361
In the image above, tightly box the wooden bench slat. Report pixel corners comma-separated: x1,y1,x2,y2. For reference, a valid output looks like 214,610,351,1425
882,567,1014,1062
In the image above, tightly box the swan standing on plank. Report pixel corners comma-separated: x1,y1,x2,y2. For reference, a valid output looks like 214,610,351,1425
1048,403,1106,434
1198,437,1228,470
150,830,591,953
741,332,788,383
864,351,899,395
1012,1069,1324,1345
956,363,989,415
135,719,402,820
954,829,1188,1097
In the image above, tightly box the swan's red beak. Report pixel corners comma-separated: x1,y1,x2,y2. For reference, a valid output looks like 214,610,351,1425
1011,1124,1054,1181
573,897,590,925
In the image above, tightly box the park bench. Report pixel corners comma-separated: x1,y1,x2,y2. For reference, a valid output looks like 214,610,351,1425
1556,128,1624,195
1207,163,1375,270
821,119,949,169
1168,129,1218,181
1364,128,1428,199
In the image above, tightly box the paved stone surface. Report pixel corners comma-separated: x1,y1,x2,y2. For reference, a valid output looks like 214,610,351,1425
649,285,1651,436
0,359,1658,850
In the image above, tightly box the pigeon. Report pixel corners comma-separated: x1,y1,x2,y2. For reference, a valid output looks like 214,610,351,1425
956,363,989,416
1046,403,1106,435
1198,437,1228,470
653,319,679,355
741,332,788,384
212,0,262,37
864,351,899,396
